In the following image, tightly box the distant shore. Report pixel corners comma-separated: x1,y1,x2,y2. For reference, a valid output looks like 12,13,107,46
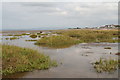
1,28,119,34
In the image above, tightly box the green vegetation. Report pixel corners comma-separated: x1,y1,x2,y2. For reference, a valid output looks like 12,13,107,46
5,38,9,40
5,34,22,36
93,58,118,73
35,35,80,48
10,37,19,40
22,33,31,35
61,30,119,43
37,33,48,36
25,40,37,41
115,25,120,28
14,34,22,36
2,45,57,75
104,47,112,49
5,37,19,40
35,29,119,48
30,34,37,38
7,34,13,36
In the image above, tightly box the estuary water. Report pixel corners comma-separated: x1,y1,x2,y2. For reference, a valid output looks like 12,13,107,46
2,34,119,78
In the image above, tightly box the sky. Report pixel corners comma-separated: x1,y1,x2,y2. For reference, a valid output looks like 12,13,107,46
2,2,118,30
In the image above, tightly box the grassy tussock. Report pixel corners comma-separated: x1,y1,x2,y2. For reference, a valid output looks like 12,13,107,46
10,37,19,40
37,33,48,36
35,35,80,48
104,47,112,49
30,34,37,38
5,37,19,40
25,40,37,41
6,34,13,36
93,58,118,73
13,34,22,36
2,45,57,75
21,33,31,35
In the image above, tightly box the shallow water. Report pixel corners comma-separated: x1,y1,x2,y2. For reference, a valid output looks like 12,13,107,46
2,35,119,78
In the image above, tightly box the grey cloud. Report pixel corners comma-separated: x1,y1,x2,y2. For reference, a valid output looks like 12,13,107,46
21,3,57,7
2,2,118,30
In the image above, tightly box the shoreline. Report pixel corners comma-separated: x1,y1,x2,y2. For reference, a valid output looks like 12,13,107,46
1,29,119,33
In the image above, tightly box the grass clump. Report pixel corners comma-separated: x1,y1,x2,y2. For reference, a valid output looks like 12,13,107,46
2,45,57,75
93,58,118,73
30,34,37,38
5,38,9,40
35,35,80,48
14,34,22,36
104,47,112,49
37,33,48,36
10,37,19,40
25,40,37,41
7,34,13,36
5,37,19,40
22,33,31,35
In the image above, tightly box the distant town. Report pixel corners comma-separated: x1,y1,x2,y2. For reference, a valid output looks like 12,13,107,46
68,24,120,30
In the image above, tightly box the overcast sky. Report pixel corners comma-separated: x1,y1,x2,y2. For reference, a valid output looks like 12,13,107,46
2,2,118,30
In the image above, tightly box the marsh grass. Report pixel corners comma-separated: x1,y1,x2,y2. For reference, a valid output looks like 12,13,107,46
5,37,19,40
104,47,112,49
93,58,118,73
6,34,13,36
2,45,57,75
61,30,119,43
30,34,37,38
13,34,22,36
35,35,81,48
10,37,19,40
37,33,48,36
22,33,31,35
25,40,37,41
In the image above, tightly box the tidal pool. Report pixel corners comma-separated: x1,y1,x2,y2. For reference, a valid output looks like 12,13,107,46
2,35,119,78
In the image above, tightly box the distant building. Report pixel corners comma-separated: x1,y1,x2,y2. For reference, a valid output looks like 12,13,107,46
41,32,51,34
98,24,119,29
68,24,120,30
